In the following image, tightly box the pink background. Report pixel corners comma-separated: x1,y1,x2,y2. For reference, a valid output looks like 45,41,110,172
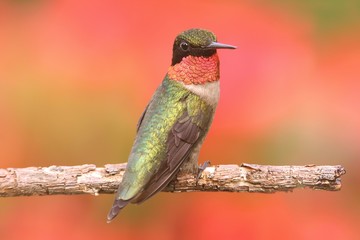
0,0,359,239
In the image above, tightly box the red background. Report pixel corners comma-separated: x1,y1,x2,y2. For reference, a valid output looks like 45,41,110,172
0,0,359,239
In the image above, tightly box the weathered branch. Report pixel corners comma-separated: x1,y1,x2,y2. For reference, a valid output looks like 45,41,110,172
0,163,345,197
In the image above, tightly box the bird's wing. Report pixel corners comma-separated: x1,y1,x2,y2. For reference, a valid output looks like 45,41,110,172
107,79,214,221
108,101,203,221
133,108,203,204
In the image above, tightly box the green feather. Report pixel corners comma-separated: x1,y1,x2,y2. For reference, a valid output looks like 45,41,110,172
117,76,213,201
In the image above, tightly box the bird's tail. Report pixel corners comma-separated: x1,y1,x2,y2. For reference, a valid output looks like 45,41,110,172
107,198,130,223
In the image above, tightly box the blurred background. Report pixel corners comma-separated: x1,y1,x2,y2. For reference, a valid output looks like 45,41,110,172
0,0,359,239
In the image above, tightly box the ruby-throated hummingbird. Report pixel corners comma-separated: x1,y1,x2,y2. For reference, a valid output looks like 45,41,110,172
107,29,236,222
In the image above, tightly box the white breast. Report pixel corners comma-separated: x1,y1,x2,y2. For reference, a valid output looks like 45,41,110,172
181,81,220,107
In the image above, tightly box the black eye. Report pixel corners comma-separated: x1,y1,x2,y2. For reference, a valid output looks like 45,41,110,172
180,42,189,51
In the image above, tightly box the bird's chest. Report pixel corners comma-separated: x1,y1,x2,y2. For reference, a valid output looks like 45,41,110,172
181,81,220,108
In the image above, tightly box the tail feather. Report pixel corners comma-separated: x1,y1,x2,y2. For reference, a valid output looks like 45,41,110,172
107,199,130,223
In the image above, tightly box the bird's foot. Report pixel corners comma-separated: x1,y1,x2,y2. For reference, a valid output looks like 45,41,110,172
196,161,211,183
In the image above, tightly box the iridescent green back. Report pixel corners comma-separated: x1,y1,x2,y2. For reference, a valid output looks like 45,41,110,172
117,77,213,200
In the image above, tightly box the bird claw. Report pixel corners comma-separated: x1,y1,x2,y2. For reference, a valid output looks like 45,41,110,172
196,161,211,183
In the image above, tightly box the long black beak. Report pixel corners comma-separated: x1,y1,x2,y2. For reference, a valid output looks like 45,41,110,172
206,42,237,49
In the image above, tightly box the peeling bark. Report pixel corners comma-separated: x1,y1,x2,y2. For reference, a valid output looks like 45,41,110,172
0,163,345,197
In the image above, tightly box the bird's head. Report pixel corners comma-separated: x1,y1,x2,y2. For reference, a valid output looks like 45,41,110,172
171,29,236,66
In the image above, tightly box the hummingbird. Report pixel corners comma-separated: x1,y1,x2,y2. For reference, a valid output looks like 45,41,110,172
107,28,236,222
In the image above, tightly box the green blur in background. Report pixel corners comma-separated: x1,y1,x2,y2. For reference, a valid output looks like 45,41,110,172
0,0,359,239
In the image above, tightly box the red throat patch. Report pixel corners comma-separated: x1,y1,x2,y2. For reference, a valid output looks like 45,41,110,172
167,54,220,85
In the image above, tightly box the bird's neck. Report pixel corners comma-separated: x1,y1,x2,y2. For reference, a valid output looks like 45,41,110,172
167,54,220,85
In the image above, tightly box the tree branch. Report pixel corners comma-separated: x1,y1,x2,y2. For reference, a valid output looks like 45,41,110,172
0,163,345,197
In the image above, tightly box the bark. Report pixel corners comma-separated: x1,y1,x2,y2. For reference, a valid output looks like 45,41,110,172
0,163,345,197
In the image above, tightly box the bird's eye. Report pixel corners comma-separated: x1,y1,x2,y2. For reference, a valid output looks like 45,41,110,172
180,42,189,51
